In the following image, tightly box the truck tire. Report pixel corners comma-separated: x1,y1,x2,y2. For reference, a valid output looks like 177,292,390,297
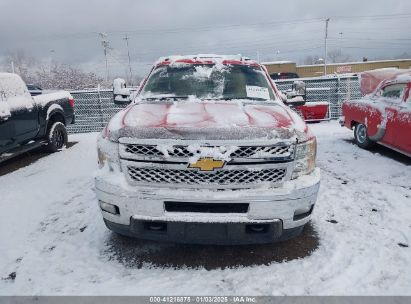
354,123,375,149
46,121,68,152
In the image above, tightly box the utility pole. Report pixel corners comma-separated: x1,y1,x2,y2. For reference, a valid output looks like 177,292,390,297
50,49,55,72
11,61,15,73
324,18,330,76
99,32,111,82
339,32,344,55
123,34,133,84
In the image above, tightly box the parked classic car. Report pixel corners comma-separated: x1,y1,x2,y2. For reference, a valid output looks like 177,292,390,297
95,54,320,244
340,69,411,157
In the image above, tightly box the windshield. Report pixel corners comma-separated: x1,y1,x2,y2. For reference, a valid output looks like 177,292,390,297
140,64,277,101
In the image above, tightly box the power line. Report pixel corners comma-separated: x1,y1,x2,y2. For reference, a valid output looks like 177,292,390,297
329,37,411,43
24,17,325,42
122,38,325,56
331,13,411,20
104,13,411,37
338,45,411,50
120,41,325,58
106,18,324,36
17,11,411,78
15,12,411,44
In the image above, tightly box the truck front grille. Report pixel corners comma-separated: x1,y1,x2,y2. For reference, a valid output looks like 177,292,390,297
123,143,294,160
127,166,287,188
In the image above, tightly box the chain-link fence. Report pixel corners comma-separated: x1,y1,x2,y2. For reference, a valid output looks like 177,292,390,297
275,75,362,119
67,75,362,134
67,90,125,134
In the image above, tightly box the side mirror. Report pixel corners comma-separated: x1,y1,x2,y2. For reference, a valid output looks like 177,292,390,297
284,80,306,107
113,78,132,105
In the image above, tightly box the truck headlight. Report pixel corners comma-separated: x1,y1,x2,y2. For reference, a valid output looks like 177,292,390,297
97,134,120,171
292,138,317,179
97,148,108,168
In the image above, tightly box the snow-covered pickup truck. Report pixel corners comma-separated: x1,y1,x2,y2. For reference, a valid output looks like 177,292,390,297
0,73,75,162
95,55,320,244
340,69,411,157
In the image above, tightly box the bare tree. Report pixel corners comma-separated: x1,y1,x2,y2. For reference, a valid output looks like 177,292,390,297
1,51,106,90
1,50,129,89
303,55,314,65
35,63,104,90
392,52,411,59
327,49,352,63
2,50,36,82
302,55,323,65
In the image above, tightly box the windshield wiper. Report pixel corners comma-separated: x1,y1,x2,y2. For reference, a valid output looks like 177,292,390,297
219,97,270,102
142,96,271,102
143,96,190,101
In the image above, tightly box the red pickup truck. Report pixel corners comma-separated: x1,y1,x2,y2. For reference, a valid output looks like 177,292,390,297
340,69,411,157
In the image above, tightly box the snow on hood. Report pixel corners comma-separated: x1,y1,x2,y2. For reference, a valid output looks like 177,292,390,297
104,101,309,142
33,91,72,106
393,72,411,83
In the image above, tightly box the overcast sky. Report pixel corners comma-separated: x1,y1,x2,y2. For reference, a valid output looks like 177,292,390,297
1,0,411,78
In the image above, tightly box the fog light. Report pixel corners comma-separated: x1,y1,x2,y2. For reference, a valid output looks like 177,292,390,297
246,224,269,234
293,205,314,221
144,221,167,232
99,201,120,215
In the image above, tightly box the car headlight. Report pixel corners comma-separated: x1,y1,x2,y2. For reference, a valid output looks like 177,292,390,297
292,137,317,179
97,134,120,171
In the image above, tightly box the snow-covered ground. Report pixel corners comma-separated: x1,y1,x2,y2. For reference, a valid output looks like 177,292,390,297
0,121,410,295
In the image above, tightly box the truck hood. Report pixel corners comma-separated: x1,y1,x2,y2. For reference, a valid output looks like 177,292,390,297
105,101,309,142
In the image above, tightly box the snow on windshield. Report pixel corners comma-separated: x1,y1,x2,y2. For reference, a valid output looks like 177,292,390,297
140,64,276,101
0,73,33,112
0,73,31,101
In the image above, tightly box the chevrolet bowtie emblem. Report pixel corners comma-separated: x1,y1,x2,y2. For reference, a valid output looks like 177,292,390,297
188,158,225,171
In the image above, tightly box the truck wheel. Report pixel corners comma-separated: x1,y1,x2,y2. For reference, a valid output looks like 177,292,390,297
46,122,68,152
354,123,375,149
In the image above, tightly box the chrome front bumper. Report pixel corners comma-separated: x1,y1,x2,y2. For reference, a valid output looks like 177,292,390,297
95,168,320,234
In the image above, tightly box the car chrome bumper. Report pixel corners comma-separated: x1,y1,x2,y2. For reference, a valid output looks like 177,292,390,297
95,168,320,244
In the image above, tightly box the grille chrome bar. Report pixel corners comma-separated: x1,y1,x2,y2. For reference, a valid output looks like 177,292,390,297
119,138,295,189
120,141,295,162
127,167,286,188
121,160,292,189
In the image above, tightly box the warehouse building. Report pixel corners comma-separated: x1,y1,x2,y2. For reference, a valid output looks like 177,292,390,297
263,58,411,79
